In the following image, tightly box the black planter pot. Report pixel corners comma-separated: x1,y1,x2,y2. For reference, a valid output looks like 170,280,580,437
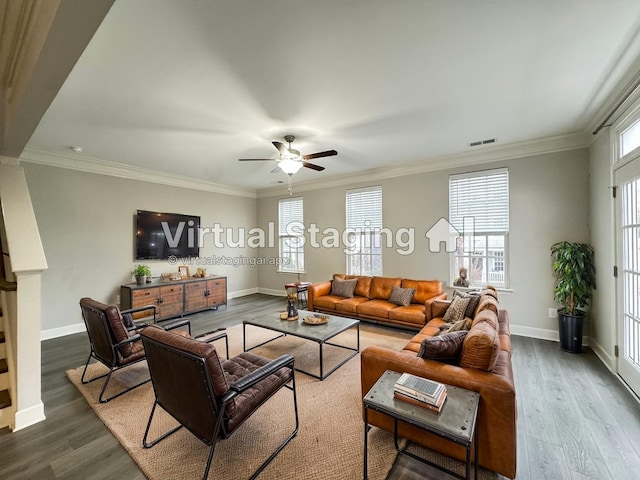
558,311,584,354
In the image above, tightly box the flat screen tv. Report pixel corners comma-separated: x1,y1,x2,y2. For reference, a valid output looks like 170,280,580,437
135,210,200,260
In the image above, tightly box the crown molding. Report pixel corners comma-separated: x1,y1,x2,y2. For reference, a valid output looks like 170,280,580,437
20,147,257,199
257,132,590,198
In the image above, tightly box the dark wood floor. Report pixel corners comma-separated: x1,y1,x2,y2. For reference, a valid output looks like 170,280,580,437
1,294,639,479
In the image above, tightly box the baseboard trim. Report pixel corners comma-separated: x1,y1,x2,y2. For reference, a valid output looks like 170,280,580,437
257,287,286,297
13,401,45,431
228,288,258,299
41,322,85,341
587,337,614,372
509,324,559,342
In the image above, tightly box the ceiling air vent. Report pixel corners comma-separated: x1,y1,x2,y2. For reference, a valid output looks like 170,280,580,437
469,138,497,147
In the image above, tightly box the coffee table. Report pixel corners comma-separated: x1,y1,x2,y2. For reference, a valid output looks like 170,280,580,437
363,370,479,480
243,310,360,380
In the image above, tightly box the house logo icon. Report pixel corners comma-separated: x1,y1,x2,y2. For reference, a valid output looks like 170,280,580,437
425,217,459,253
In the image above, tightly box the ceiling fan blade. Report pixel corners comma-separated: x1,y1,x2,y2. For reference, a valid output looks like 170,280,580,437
303,162,325,171
272,141,286,154
302,149,338,160
288,148,301,156
238,158,275,161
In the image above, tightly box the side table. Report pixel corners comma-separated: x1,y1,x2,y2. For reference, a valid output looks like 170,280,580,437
363,370,479,480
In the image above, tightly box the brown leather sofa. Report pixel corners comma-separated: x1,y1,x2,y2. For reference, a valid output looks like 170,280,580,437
307,274,446,329
360,291,516,479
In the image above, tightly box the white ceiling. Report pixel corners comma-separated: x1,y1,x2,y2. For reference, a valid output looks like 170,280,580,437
26,0,640,191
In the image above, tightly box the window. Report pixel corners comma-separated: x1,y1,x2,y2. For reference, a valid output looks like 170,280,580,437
449,168,509,288
345,186,382,276
278,197,304,273
621,119,640,158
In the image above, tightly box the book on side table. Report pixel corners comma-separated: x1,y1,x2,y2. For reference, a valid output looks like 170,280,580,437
393,373,447,413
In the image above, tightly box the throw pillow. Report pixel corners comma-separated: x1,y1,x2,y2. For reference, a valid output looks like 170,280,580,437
443,295,470,323
388,285,416,306
330,278,357,298
442,317,472,334
417,330,468,363
453,290,481,318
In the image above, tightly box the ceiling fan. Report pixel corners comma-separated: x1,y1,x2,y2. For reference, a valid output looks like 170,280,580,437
238,135,337,175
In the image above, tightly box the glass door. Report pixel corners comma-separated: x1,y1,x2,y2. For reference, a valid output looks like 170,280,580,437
616,158,640,396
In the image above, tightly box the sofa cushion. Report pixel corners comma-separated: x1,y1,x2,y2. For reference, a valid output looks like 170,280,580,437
472,309,499,331
357,299,397,319
443,295,470,323
401,279,443,304
335,296,369,314
331,278,357,298
459,322,500,371
313,295,344,311
417,330,468,363
389,285,415,306
388,304,426,326
349,275,373,298
369,277,402,300
453,290,481,318
475,295,499,316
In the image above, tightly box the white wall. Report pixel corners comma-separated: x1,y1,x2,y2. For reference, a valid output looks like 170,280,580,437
257,148,591,336
22,163,258,336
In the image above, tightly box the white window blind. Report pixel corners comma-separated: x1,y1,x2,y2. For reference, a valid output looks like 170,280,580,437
449,169,509,288
278,197,304,273
449,168,509,233
278,197,303,235
346,186,382,229
345,186,382,276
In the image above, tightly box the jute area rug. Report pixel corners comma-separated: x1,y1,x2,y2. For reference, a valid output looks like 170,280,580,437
67,323,413,480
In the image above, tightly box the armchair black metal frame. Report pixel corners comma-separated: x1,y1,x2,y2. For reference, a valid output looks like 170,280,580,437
140,327,299,480
79,298,227,403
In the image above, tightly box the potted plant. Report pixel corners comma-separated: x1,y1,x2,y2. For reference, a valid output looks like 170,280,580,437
132,264,151,285
550,241,596,353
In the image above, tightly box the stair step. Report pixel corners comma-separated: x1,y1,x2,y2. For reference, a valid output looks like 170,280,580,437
0,389,10,409
0,359,7,374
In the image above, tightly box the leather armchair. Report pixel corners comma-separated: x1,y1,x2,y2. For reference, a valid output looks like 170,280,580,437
140,326,299,480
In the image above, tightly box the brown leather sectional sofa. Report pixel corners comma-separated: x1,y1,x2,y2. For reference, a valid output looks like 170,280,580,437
360,292,516,479
307,274,446,329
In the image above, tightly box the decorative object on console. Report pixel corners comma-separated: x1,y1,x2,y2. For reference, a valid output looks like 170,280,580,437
177,266,189,279
132,264,151,285
193,267,207,278
161,272,182,282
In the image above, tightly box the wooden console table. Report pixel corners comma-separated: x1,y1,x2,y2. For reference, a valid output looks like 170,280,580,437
120,276,227,322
